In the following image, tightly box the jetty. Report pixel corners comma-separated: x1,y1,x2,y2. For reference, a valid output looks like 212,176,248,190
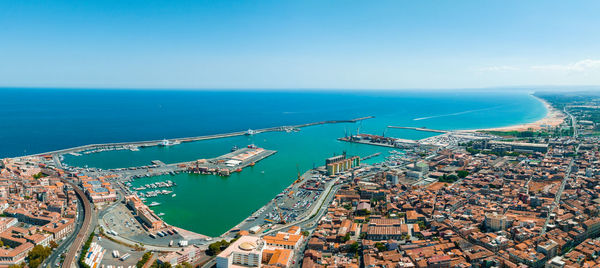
31,116,375,159
338,134,418,149
387,126,449,133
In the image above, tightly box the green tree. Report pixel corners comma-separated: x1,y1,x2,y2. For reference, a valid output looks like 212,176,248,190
374,242,386,252
356,209,371,216
457,170,469,178
32,172,47,179
206,240,231,256
174,262,192,268
79,232,95,268
27,245,52,268
49,240,58,249
137,252,153,268
151,260,172,268
341,233,350,242
348,242,360,253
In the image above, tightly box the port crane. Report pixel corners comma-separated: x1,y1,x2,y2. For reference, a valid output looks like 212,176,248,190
276,206,286,224
288,165,301,198
295,164,301,183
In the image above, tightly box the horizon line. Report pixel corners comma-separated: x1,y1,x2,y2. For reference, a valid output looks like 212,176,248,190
1,84,600,92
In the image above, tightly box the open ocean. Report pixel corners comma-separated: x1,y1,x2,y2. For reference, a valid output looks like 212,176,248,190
1,88,547,236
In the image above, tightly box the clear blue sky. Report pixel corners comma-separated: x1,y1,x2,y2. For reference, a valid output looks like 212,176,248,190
1,0,599,89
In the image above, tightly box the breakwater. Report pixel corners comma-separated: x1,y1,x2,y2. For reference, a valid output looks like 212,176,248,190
32,116,374,158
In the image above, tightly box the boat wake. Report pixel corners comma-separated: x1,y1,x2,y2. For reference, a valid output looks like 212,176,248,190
413,105,505,121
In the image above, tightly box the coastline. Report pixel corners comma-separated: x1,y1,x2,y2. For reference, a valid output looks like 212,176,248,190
468,94,565,132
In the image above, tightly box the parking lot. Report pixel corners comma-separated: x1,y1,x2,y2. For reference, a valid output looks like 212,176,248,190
102,203,187,247
228,170,332,237
95,235,146,267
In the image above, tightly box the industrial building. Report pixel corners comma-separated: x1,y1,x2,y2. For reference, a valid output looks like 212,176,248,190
325,153,360,176
475,140,549,154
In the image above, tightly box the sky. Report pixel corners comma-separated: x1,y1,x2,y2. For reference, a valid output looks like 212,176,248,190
1,0,600,90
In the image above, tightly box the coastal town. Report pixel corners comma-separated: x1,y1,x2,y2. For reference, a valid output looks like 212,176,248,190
4,92,600,268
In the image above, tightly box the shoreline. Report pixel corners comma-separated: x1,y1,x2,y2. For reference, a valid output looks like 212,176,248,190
466,94,565,132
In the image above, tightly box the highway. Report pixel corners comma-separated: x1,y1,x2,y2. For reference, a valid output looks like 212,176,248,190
62,180,93,268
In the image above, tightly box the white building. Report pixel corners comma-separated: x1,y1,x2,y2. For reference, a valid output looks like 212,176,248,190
158,245,203,266
217,236,263,268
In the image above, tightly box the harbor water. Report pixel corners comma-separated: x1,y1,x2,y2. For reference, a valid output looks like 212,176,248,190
2,89,548,236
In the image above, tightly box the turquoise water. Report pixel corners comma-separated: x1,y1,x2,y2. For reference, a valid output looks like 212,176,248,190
61,90,547,236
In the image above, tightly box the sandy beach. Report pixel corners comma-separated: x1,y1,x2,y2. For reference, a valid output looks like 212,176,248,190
471,95,566,132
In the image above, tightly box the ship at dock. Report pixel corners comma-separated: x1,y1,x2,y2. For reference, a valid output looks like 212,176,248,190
159,139,180,147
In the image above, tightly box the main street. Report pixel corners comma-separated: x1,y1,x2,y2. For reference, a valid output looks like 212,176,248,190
541,108,578,235
44,189,85,267
62,180,94,268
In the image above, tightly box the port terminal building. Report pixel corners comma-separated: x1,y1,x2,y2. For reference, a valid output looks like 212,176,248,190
326,153,360,176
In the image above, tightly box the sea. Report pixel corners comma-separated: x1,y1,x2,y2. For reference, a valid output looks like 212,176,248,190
0,88,547,236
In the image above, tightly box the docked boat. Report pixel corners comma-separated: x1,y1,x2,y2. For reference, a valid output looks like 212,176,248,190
148,201,161,207
159,139,180,147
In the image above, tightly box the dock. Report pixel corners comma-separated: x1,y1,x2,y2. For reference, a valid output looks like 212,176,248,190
338,134,418,149
181,147,277,176
387,126,449,133
361,152,381,161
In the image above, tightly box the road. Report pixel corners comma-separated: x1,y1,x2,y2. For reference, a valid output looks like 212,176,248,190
262,177,341,236
62,180,93,268
564,106,577,138
541,108,578,235
44,187,86,267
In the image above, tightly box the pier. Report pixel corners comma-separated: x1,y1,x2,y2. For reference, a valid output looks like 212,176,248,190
361,152,381,161
183,147,277,176
338,134,418,149
387,126,449,133
32,116,375,160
